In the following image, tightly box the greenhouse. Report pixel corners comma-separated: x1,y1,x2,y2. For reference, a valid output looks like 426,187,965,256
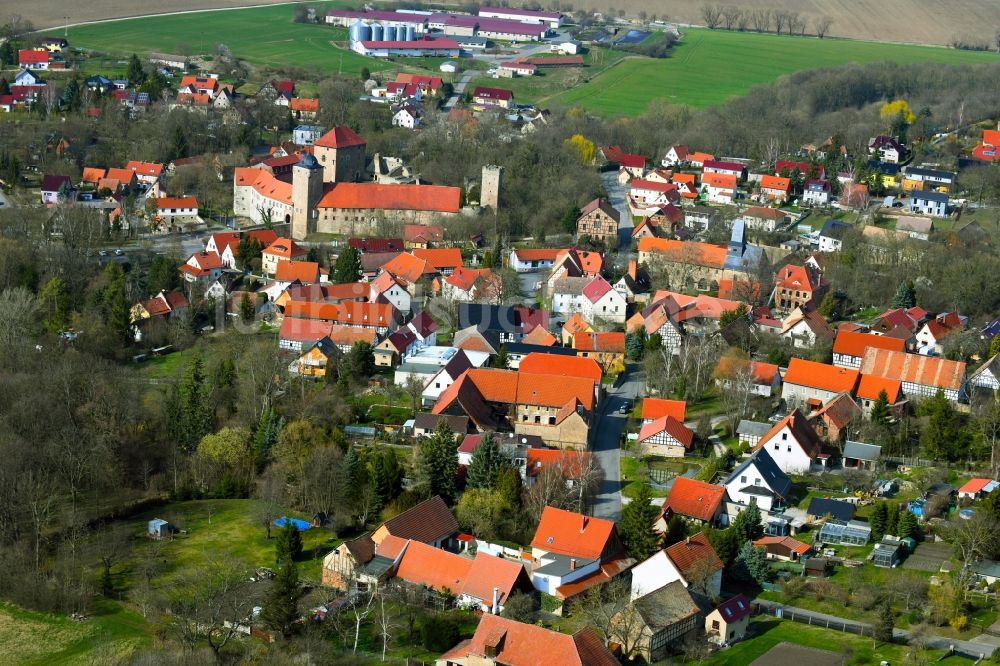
818,519,871,546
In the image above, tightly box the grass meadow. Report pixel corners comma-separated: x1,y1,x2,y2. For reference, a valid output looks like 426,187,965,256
551,27,1000,114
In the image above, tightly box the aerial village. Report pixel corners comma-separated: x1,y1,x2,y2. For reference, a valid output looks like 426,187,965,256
7,4,1000,665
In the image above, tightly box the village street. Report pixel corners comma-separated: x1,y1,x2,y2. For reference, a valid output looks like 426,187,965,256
589,366,643,521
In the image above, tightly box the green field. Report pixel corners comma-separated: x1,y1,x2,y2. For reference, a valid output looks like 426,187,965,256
551,27,1000,114
51,2,391,76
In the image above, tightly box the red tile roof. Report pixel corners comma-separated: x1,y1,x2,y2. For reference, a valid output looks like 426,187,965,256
572,332,625,353
833,330,905,358
662,477,724,522
638,415,694,449
275,260,320,284
317,183,461,214
519,353,602,383
313,125,366,149
525,448,593,480
783,358,860,394
380,495,459,543
664,532,723,576
641,398,686,421
760,175,790,191
754,535,810,556
473,86,513,101
393,540,472,594
279,317,333,343
438,614,618,666
638,237,727,268
856,374,902,403
530,506,616,560
959,478,994,495
860,348,966,392
126,160,164,178
264,238,306,259
289,97,318,112
413,247,463,270
754,408,823,459
234,168,293,205
156,196,198,210
19,49,49,65
513,248,563,262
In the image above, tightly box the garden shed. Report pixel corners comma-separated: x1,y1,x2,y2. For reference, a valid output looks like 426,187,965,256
147,518,176,540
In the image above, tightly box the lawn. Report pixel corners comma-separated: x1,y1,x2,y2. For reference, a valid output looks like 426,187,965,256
49,2,392,77
130,499,345,585
0,600,149,665
551,27,1000,115
704,617,933,665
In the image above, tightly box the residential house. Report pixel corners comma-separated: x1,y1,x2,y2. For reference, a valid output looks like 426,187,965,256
854,372,908,417
436,615,618,666
130,290,189,340
628,533,723,607
714,356,780,397
703,159,746,179
262,237,307,275
629,179,679,212
661,145,689,167
806,497,856,523
392,104,422,129
833,330,906,369
471,86,514,109
279,318,334,352
704,595,752,645
780,307,834,349
869,135,904,163
908,190,948,217
284,300,401,336
621,582,702,662
572,332,625,371
576,198,620,245
958,478,999,500
528,506,630,600
561,313,593,346
753,536,810,562
672,173,699,200
684,206,714,231
701,172,737,204
758,175,790,203
773,263,827,313
660,477,724,526
403,224,444,250
373,495,459,548
775,159,822,180
40,174,72,204
125,160,165,187
18,49,50,70
374,328,419,367
781,358,860,407
915,311,966,355
443,267,500,303
859,348,967,402
743,206,789,233
723,448,791,516
370,271,413,313
970,353,1000,391
752,409,824,474
509,248,561,272
419,350,477,405
902,166,955,193
551,275,626,324
809,393,861,442
736,420,771,449
871,306,927,336
544,248,603,291
638,415,694,458
895,216,934,240
802,179,832,206
817,219,850,252
288,337,340,378
454,304,548,348
179,251,225,284
842,441,882,471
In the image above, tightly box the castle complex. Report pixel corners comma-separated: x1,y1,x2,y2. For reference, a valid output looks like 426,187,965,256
233,125,462,240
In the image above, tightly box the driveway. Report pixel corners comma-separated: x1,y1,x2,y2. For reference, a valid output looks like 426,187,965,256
600,170,632,251
590,366,644,521
441,69,475,113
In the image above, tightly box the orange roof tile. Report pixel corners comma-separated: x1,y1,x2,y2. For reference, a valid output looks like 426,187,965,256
562,313,593,336
156,196,198,209
525,448,593,479
105,167,136,183
382,252,432,282
519,353,602,383
664,532,723,575
572,332,625,353
81,167,105,184
662,477,723,522
754,408,823,458
701,172,737,189
513,248,563,262
125,160,163,177
856,374,902,403
314,125,366,148
235,167,293,205
860,348,966,392
637,237,727,269
394,540,472,594
413,248,463,270
317,182,461,214
521,326,557,346
289,97,318,112
672,172,696,185
754,535,810,555
760,175,791,191
641,398,686,421
783,358,859,394
264,238,306,259
530,506,616,560
638,415,693,448
275,260,320,283
439,615,618,666
833,330,905,358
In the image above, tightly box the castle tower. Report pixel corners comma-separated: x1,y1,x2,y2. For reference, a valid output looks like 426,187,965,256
291,153,323,240
312,125,367,184
481,164,503,210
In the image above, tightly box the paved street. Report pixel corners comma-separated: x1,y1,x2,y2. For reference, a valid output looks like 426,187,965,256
441,69,475,113
600,170,633,251
590,366,644,521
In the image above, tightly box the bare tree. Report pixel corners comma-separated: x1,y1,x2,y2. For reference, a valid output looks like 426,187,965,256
974,399,1000,476
352,586,378,654
572,578,644,658
736,10,750,31
18,470,58,572
749,7,771,32
772,9,789,34
814,15,833,38
787,11,805,35
721,6,742,31
404,373,426,414
700,3,723,29
376,591,395,661
167,559,261,660
946,513,1000,586
717,355,756,434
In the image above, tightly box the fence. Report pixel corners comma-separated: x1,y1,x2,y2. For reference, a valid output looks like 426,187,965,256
753,602,873,638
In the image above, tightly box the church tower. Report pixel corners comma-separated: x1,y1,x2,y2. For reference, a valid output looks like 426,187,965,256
291,153,323,240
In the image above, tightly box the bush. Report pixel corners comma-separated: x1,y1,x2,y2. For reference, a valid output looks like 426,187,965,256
419,613,461,652
949,615,968,632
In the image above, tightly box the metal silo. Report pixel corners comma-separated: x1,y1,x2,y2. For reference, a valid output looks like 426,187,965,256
370,22,383,41
383,24,396,41
357,22,372,42
349,21,364,43
404,25,415,41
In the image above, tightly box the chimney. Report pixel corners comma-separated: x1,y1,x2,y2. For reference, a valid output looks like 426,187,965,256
581,515,588,533
570,558,576,571
685,536,690,545
491,586,500,614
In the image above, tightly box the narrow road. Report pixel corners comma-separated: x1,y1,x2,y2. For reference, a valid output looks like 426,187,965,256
441,70,475,113
589,366,643,522
600,170,632,251
754,598,996,659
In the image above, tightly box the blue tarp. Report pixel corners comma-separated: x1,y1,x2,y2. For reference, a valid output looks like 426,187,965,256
274,516,311,531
